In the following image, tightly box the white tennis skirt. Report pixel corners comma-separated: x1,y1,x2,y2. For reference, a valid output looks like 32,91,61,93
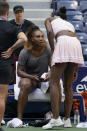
51,36,84,67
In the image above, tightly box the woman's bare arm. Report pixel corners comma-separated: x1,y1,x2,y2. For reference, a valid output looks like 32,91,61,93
17,63,39,81
45,17,55,54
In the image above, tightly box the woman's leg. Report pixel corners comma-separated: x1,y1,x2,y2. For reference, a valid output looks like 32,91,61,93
17,78,37,120
0,84,8,128
50,63,67,119
64,63,78,119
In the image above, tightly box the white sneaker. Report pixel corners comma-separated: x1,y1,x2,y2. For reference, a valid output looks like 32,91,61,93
63,118,72,128
1,119,5,125
42,116,64,129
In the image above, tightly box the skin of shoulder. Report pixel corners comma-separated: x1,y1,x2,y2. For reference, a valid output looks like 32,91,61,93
44,17,55,33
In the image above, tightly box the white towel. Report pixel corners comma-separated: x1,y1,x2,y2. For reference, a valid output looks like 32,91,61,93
40,73,49,94
76,122,87,128
7,118,23,128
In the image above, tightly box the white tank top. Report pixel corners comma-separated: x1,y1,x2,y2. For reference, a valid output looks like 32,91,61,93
51,17,75,36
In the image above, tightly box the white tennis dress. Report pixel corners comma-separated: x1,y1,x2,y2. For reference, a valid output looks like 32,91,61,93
51,17,84,67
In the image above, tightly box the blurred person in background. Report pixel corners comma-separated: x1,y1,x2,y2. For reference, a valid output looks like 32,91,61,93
9,5,35,84
10,5,34,59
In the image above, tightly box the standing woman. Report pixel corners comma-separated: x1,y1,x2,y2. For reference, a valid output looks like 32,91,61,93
42,7,84,129
0,2,27,131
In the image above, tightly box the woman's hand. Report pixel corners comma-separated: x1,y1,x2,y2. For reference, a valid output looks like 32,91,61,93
31,75,40,82
1,47,13,59
40,72,51,82
43,73,49,82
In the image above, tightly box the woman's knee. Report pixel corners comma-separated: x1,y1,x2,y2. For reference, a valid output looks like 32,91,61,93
19,78,32,89
19,78,36,95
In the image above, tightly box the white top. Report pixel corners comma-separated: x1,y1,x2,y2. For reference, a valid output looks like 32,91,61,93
51,17,75,36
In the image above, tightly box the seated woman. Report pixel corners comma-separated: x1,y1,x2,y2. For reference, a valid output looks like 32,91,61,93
16,25,51,122
6,26,65,128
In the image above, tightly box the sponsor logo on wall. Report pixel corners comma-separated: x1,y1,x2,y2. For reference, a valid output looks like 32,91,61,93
73,67,87,93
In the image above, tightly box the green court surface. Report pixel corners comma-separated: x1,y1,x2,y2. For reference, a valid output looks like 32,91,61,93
2,124,87,131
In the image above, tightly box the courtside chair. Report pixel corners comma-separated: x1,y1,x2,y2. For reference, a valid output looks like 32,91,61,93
57,0,79,11
84,22,87,33
77,0,87,5
52,0,79,16
69,20,85,32
82,44,87,61
67,10,83,21
79,1,87,13
77,32,87,44
84,61,87,66
83,12,87,24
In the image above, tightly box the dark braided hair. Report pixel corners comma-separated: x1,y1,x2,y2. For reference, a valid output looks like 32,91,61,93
56,6,67,20
26,25,40,41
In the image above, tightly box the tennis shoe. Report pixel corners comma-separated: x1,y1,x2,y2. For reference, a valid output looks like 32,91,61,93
63,118,72,128
42,116,64,129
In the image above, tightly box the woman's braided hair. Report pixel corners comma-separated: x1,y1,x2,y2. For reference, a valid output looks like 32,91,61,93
56,6,67,20
26,25,40,41
24,25,40,50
